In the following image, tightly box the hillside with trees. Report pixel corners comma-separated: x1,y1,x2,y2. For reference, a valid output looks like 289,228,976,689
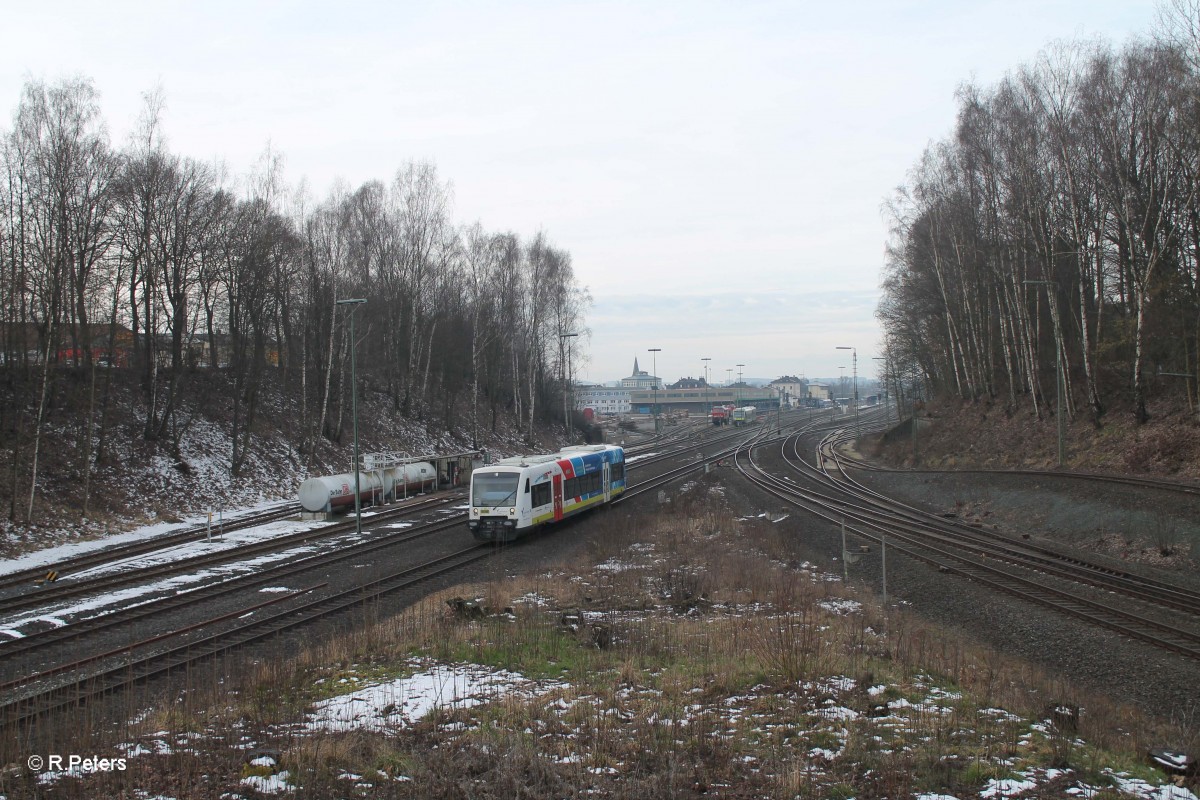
0,80,587,537
878,3,1200,443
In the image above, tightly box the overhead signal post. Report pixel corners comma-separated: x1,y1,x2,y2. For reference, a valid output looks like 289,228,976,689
701,357,711,421
337,298,367,536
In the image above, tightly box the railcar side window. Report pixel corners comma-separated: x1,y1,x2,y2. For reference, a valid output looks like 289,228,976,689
564,472,604,498
531,482,551,507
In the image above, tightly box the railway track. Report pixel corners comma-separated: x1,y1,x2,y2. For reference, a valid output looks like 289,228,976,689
0,501,300,595
0,493,463,618
2,433,728,658
733,425,1200,661
807,428,1200,613
3,540,495,729
0,414,712,623
1,426,760,731
0,514,468,684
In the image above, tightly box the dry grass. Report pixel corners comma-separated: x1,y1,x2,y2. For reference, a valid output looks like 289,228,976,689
879,394,1200,479
5,479,1196,799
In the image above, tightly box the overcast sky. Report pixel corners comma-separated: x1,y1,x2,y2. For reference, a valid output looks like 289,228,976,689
2,0,1158,384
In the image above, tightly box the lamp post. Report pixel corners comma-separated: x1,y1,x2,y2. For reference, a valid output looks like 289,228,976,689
648,348,661,430
701,357,711,423
736,364,745,406
560,332,578,437
1023,280,1065,468
836,346,859,440
336,298,367,536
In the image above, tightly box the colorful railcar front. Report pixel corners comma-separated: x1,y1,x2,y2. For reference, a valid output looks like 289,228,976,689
468,445,625,542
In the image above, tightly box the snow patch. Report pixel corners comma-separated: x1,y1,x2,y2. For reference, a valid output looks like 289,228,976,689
307,661,563,732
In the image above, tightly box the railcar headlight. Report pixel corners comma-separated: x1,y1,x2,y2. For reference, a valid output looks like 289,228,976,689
509,508,515,515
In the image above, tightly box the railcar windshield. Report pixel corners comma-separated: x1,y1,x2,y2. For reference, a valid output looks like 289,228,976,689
471,472,520,506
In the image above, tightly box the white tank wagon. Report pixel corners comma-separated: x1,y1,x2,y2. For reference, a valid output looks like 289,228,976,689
298,461,436,514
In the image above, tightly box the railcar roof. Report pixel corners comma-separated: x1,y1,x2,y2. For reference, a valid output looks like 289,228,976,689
490,444,622,469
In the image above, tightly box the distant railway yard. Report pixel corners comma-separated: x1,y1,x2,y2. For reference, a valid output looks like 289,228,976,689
3,407,1199,793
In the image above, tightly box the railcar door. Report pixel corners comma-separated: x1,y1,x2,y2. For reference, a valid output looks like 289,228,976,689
552,474,563,522
602,461,611,502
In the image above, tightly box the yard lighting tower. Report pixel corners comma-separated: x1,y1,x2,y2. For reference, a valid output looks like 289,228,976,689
560,332,578,436
337,298,367,536
701,357,711,421
736,364,745,406
648,348,661,430
836,346,859,440
1023,281,1065,467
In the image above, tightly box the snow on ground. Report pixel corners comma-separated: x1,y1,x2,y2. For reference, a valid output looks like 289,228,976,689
240,771,294,794
0,497,297,577
96,599,1200,799
818,598,863,615
306,660,564,733
290,634,1200,800
0,510,418,633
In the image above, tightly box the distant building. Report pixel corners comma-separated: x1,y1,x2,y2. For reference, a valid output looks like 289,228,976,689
574,383,631,415
768,375,807,407
620,357,661,390
668,376,708,390
806,382,831,401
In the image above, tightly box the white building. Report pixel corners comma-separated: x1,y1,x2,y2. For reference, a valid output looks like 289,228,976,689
768,375,807,407
573,360,665,415
574,384,631,415
620,357,661,390
807,382,831,401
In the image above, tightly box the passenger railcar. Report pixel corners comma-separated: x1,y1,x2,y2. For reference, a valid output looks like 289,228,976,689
732,406,758,426
467,444,626,542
